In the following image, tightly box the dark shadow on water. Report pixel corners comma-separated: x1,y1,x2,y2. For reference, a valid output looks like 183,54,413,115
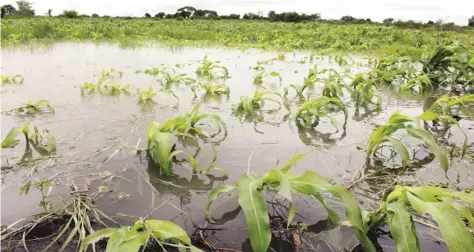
145,159,227,206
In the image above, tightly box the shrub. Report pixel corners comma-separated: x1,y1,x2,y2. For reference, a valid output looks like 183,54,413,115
61,9,78,18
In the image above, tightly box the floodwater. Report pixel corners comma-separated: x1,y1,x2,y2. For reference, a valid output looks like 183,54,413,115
1,43,472,251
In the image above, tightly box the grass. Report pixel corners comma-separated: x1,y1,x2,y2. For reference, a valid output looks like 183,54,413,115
2,18,473,57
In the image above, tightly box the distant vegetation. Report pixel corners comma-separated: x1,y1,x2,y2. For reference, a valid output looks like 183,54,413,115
1,1,474,28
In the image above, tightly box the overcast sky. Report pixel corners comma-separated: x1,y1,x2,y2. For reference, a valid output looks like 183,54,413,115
1,0,473,25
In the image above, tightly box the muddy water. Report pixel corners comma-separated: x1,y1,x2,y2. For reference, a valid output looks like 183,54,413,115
1,43,472,251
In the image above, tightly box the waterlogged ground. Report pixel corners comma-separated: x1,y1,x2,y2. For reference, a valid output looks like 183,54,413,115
1,43,473,251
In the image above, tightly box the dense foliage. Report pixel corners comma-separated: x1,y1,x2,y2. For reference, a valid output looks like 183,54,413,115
2,18,474,58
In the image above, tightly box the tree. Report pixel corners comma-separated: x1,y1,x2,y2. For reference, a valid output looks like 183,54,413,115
176,6,196,18
155,12,165,18
61,10,78,18
341,15,355,21
47,9,51,16
469,15,474,27
383,18,394,24
144,12,151,18
2,4,16,15
0,6,4,18
16,0,34,16
268,10,276,20
92,13,99,18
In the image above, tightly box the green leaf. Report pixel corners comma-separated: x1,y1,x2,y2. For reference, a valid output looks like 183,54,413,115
146,220,191,245
405,126,449,172
80,228,119,251
386,201,420,252
1,127,21,148
384,136,409,167
418,111,439,121
106,227,129,252
238,174,271,252
288,171,375,252
264,168,294,225
406,191,474,252
205,183,237,216
288,203,296,228
280,154,307,173
117,232,148,252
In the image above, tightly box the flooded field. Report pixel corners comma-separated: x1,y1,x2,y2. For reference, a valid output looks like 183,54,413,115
1,43,473,251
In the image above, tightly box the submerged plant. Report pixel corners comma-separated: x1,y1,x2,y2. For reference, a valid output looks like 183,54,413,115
81,219,200,252
233,89,282,117
322,71,351,99
253,70,282,85
366,111,449,171
159,73,196,89
295,96,348,131
195,55,230,80
3,99,55,116
191,82,230,97
350,73,382,110
284,65,325,99
137,86,178,103
1,74,24,84
206,154,376,252
366,185,474,252
173,104,227,139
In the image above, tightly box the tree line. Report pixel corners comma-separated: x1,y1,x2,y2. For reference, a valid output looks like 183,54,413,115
2,2,474,28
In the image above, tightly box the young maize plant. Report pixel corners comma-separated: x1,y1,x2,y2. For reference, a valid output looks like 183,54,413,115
1,74,24,84
195,55,230,80
365,185,474,252
137,86,179,103
80,219,201,252
206,154,376,252
366,111,449,171
233,89,283,118
426,94,474,157
1,120,56,154
284,65,325,100
159,72,196,89
350,72,382,110
321,70,351,99
172,104,227,140
253,70,282,85
3,99,55,116
295,96,348,131
191,82,230,97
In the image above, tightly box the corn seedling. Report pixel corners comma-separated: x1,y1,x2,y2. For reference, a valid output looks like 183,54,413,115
191,82,230,97
147,121,186,175
195,55,230,80
427,94,474,157
97,68,123,79
350,73,382,110
159,73,196,89
178,146,228,177
80,219,200,252
365,185,474,252
3,99,55,116
277,52,286,61
253,70,282,85
233,89,282,117
3,120,57,154
172,104,227,140
285,65,326,99
1,74,24,84
206,154,376,252
400,74,433,93
137,86,178,103
322,71,351,99
99,83,132,96
295,96,348,131
366,111,449,171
